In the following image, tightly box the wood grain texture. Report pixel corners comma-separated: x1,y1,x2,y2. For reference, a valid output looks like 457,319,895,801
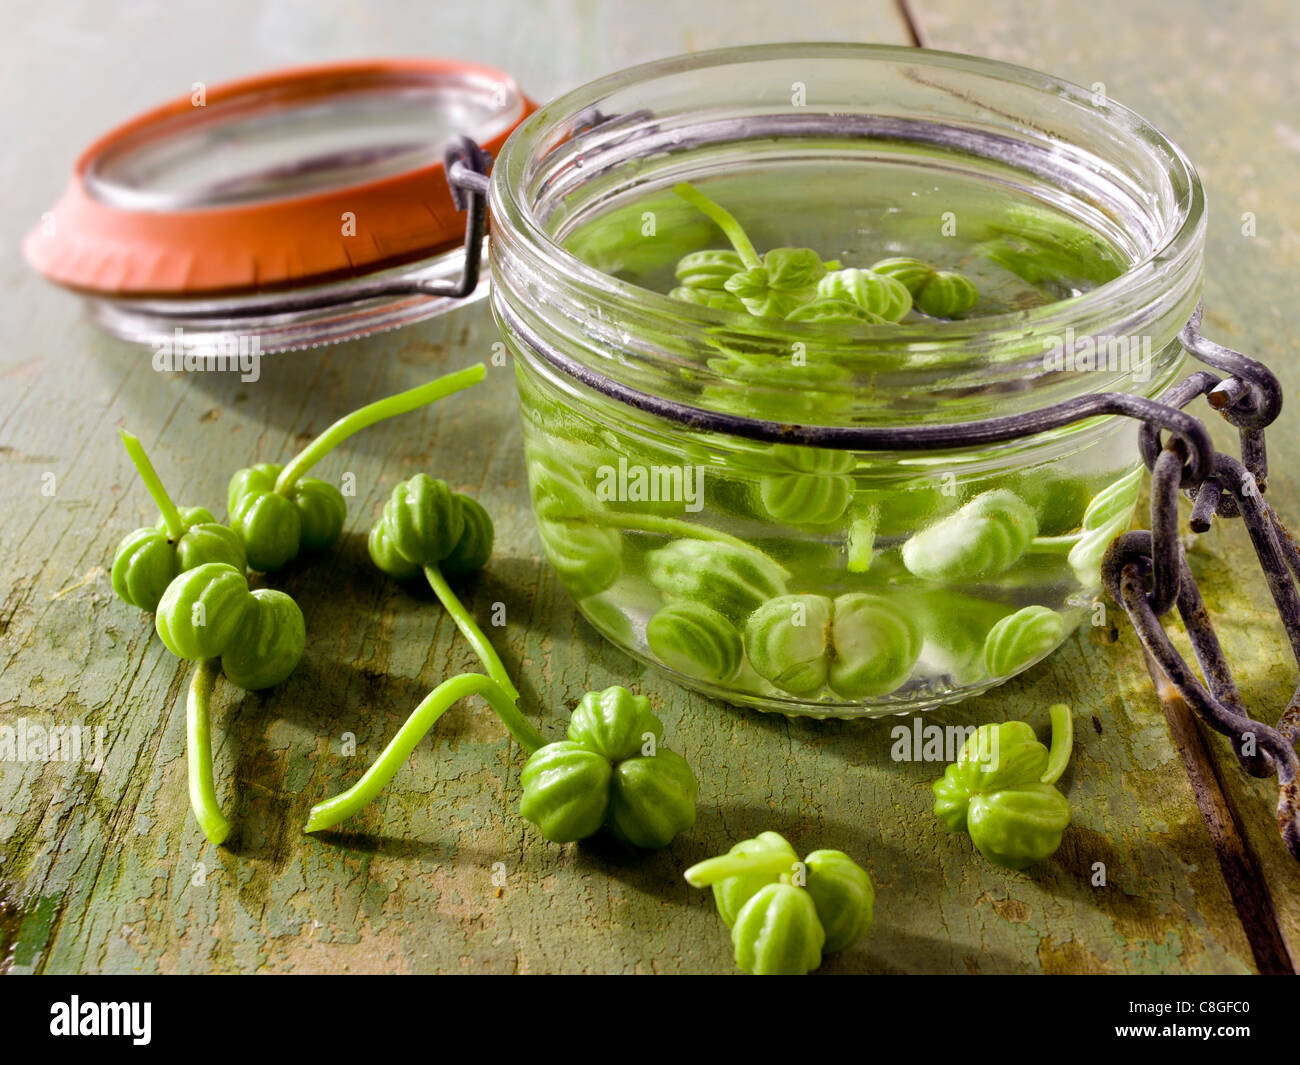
0,0,1287,973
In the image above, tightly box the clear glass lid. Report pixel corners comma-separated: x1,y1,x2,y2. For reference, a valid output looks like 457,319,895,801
85,66,525,211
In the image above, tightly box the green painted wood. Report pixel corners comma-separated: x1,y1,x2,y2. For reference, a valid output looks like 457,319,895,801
922,0,1300,967
0,0,1279,973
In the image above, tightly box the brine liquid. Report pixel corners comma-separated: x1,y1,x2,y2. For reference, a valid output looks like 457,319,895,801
562,160,1128,316
514,163,1140,716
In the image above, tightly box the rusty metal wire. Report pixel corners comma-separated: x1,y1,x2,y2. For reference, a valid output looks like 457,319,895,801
1103,303,1300,860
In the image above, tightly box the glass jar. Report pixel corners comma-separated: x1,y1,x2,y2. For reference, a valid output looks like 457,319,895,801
488,43,1204,717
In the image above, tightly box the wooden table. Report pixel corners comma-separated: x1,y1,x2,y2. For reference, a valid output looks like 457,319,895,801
2,0,1297,974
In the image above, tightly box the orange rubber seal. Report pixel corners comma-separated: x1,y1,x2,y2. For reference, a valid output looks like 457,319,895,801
23,58,533,298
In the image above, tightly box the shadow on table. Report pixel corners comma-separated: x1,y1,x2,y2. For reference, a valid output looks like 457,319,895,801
94,303,505,439
211,546,585,863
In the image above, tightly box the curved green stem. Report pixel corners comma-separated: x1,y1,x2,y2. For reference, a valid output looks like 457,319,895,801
1026,533,1082,554
187,658,231,846
684,850,801,888
559,508,791,579
119,429,186,541
1041,703,1074,785
305,672,545,833
846,505,880,574
275,364,486,493
590,510,761,556
423,565,519,701
673,182,761,270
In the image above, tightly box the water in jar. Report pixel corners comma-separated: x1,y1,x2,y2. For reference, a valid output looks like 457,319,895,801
515,162,1154,715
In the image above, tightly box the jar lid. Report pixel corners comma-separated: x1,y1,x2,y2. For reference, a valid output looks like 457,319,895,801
23,58,532,297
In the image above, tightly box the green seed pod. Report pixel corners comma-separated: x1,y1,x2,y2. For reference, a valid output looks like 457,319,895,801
783,298,881,325
155,563,254,661
1067,466,1143,586
901,489,1038,582
742,444,856,526
744,594,833,696
804,849,874,954
669,286,747,312
111,527,179,611
670,287,743,312
816,268,913,321
827,592,922,699
982,605,1066,677
227,463,281,515
518,741,613,844
724,248,827,318
967,782,1072,870
441,495,495,577
606,748,698,849
701,349,854,423
380,473,465,566
915,271,979,317
766,445,855,476
290,477,347,552
566,686,663,762
367,516,421,581
933,717,1072,869
674,249,745,291
229,464,346,562
870,257,978,317
519,685,696,850
711,831,801,927
759,470,852,525
112,506,247,613
869,256,936,295
731,883,826,976
537,519,622,599
219,588,306,690
174,521,246,575
981,203,1125,289
528,453,595,522
171,505,218,526
646,601,743,684
231,490,302,573
646,538,788,624
931,721,1048,831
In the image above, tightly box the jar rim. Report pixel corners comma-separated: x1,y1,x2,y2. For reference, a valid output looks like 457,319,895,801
490,42,1206,414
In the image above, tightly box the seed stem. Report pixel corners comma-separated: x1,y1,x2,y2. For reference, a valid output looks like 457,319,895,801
424,565,519,701
684,850,801,888
1041,703,1074,785
304,673,545,833
592,510,759,555
673,182,762,270
187,658,231,846
1026,534,1081,553
274,364,486,493
119,429,186,541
